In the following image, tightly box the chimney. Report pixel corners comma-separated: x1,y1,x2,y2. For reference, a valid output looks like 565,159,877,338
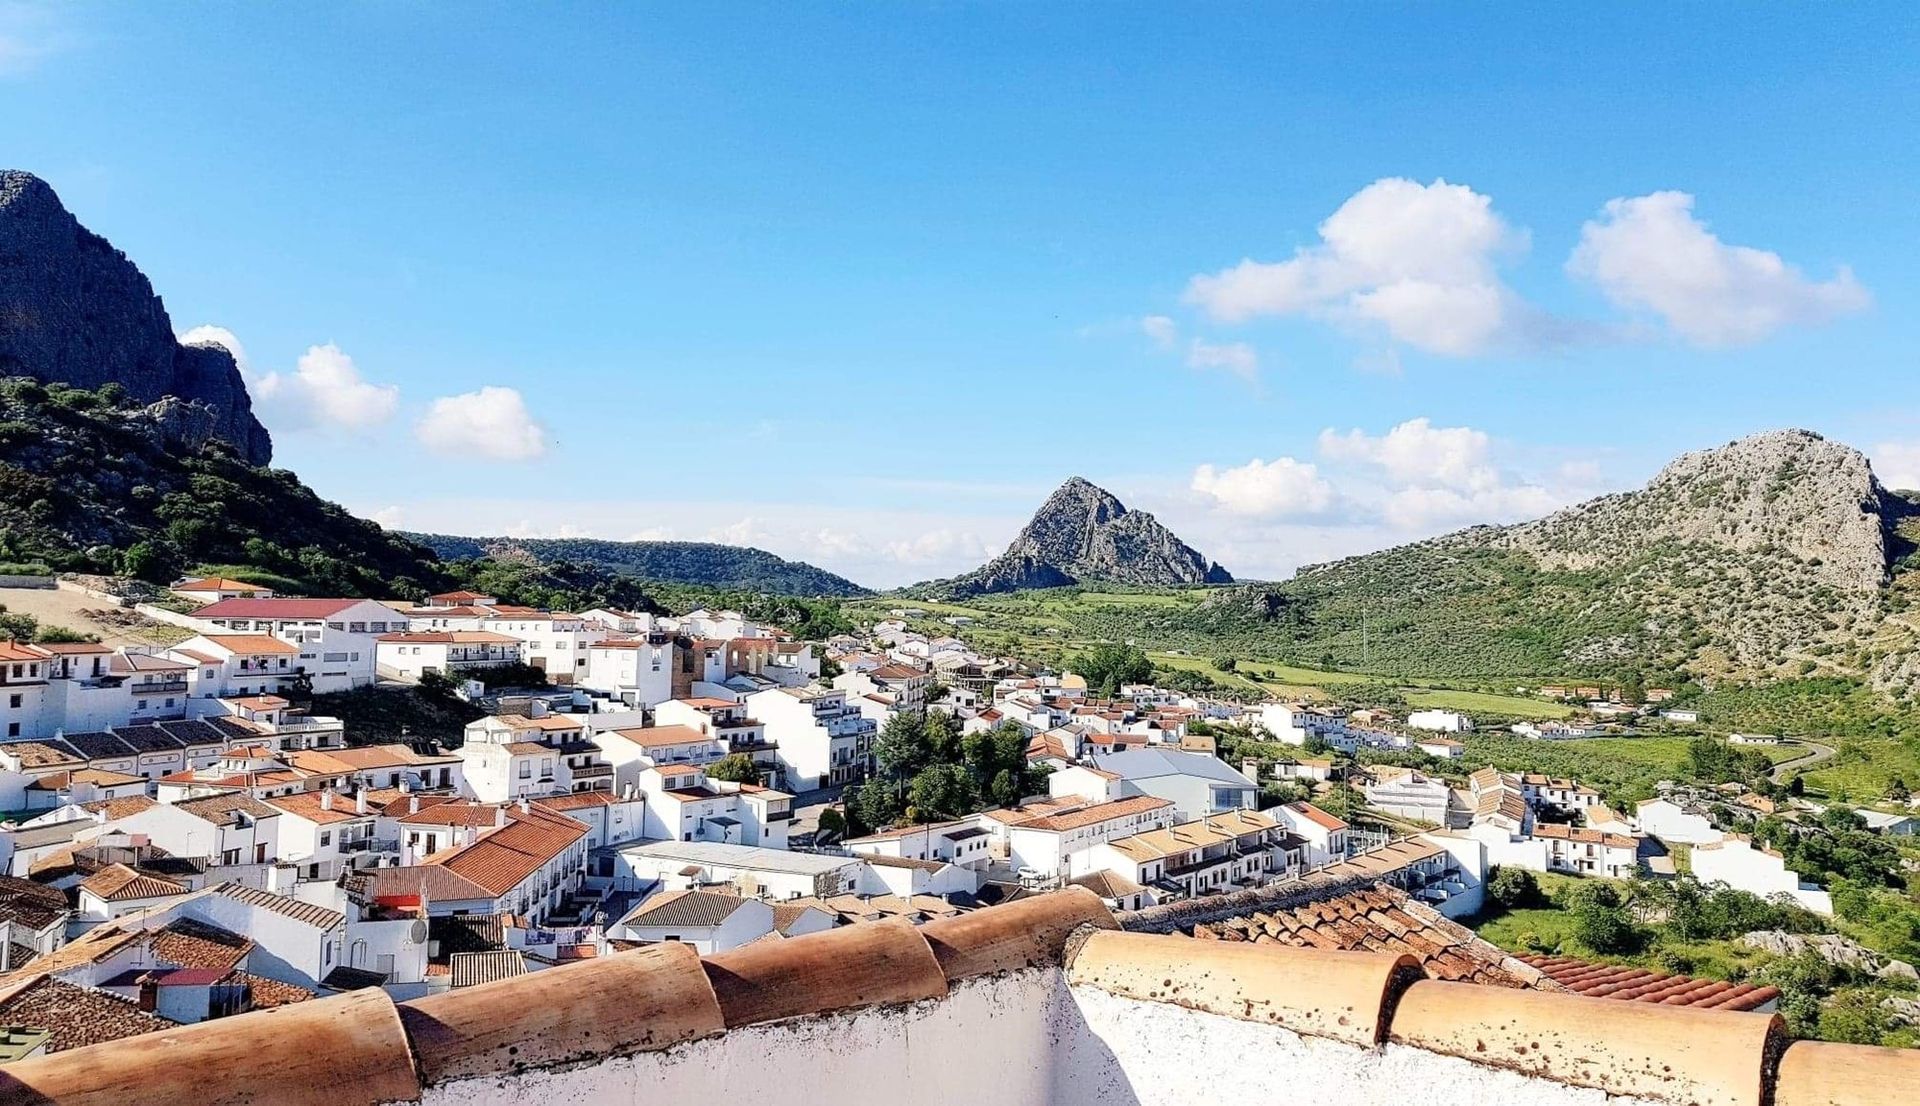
494,806,507,829
400,779,411,794
517,797,529,815
355,789,367,815
1242,758,1261,780
137,974,159,1013
320,791,334,811
408,794,419,815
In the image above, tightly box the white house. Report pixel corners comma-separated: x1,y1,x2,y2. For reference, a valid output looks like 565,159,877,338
612,839,864,902
611,890,775,954
1090,748,1259,820
167,634,302,700
1271,801,1349,868
1079,808,1299,898
843,819,994,871
1003,795,1176,880
1361,767,1455,825
1691,835,1832,914
1407,709,1473,733
374,632,523,683
478,611,608,685
1257,704,1353,751
1635,798,1724,845
171,577,275,605
186,597,401,693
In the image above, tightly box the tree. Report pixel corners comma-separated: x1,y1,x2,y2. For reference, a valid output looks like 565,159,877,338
707,754,760,784
845,780,904,836
1487,866,1542,910
1887,776,1911,803
815,807,847,841
1566,882,1640,954
119,540,177,584
907,763,977,823
873,712,935,781
1072,643,1151,696
1212,656,1237,673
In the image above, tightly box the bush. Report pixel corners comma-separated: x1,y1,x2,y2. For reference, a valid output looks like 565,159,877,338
1487,866,1543,910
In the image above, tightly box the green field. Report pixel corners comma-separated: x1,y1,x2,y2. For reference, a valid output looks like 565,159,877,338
1403,688,1573,720
1797,738,1920,805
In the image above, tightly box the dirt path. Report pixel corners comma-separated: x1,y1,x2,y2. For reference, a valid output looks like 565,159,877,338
0,584,188,647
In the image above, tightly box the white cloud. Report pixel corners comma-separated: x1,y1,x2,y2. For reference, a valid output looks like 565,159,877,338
1317,417,1499,492
178,325,250,372
1185,338,1260,383
1568,191,1869,346
1184,177,1528,356
415,386,547,461
1190,457,1333,517
1190,417,1598,542
254,343,400,432
1140,315,1179,349
1874,442,1920,491
370,505,405,529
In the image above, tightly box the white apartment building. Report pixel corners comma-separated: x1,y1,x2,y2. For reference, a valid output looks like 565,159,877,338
745,685,875,791
653,697,779,776
581,637,676,708
460,713,608,802
1257,703,1357,753
1407,709,1473,733
1080,809,1300,897
187,597,401,693
479,612,608,685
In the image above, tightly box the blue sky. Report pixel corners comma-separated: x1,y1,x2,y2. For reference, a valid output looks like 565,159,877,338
4,4,1917,587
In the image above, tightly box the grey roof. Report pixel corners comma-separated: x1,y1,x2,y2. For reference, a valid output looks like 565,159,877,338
620,839,862,876
60,731,137,761
620,889,750,929
1093,748,1256,786
111,725,187,755
157,720,229,748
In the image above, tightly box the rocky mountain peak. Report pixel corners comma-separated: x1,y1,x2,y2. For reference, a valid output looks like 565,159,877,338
0,170,272,464
928,478,1232,598
1482,428,1892,593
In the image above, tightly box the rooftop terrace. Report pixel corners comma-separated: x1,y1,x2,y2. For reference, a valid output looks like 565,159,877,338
0,888,1910,1105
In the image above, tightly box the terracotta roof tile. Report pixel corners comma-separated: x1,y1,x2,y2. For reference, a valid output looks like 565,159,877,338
0,976,177,1052
1517,954,1780,1011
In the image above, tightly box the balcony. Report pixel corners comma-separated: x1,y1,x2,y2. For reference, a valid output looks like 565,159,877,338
569,764,613,779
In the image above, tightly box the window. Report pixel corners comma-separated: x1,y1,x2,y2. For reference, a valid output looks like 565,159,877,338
320,831,332,846
349,622,366,633
6,694,16,708
5,723,15,738
519,761,531,779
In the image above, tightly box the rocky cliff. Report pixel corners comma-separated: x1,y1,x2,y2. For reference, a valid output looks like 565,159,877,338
928,477,1232,597
1181,430,1920,690
0,171,272,464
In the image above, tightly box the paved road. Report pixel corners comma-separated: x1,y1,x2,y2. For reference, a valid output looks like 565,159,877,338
1770,740,1838,784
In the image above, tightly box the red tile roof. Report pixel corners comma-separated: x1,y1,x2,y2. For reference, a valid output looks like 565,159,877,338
1518,954,1781,1011
1287,801,1349,833
422,808,588,897
189,598,363,618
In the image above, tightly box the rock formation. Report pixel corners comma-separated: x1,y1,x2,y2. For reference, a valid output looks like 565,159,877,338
0,171,271,463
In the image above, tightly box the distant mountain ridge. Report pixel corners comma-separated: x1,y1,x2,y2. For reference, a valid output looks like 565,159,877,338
0,171,272,464
406,534,872,597
921,477,1232,598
